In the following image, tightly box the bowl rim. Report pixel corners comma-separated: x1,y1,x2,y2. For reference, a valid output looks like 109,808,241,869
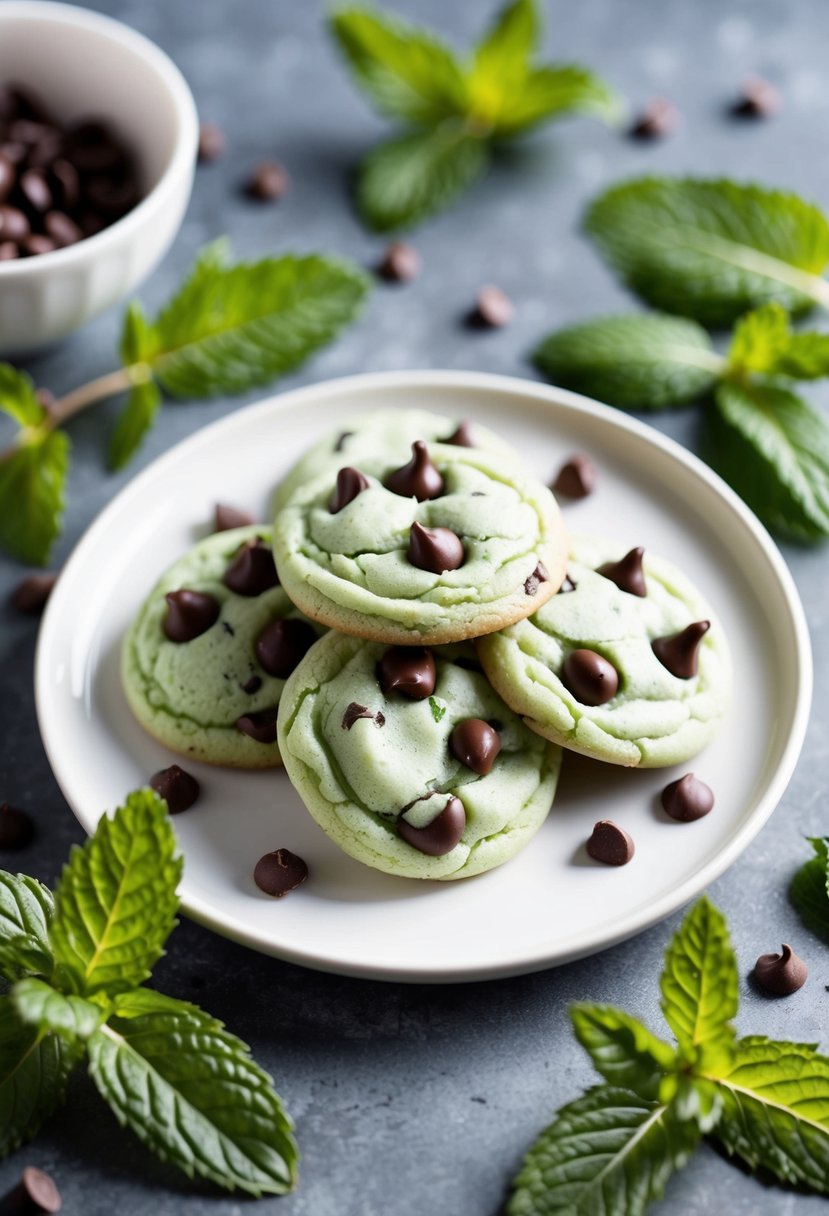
0,0,198,277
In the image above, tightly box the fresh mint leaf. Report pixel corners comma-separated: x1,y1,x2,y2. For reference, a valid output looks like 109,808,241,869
473,0,537,84
661,1073,723,1133
51,789,182,996
0,996,79,1155
790,837,829,943
728,302,829,379
108,380,162,471
660,897,738,1052
488,64,621,135
508,1084,699,1216
570,1004,675,1100
534,313,722,410
357,125,488,232
11,978,103,1042
429,696,447,723
0,873,54,983
88,990,298,1196
585,177,829,326
119,300,159,368
0,365,45,427
0,429,69,566
710,381,829,539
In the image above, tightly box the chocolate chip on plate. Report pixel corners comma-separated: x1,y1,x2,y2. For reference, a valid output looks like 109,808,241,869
254,848,308,897
552,453,597,500
471,285,514,328
214,502,255,532
246,160,289,201
197,121,226,163
562,649,619,705
450,718,501,775
652,621,709,678
661,773,714,822
753,943,807,995
329,466,370,513
377,646,436,700
398,795,466,856
224,538,279,596
630,97,680,139
407,522,464,573
163,589,220,642
385,441,444,501
255,618,317,678
4,1165,62,1214
732,76,782,118
150,764,200,815
597,547,647,597
378,241,420,282
586,820,635,866
0,803,35,850
11,571,57,615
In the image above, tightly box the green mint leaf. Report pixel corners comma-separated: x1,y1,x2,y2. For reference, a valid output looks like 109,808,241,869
88,990,297,1196
660,1073,723,1133
330,6,467,125
709,381,829,540
507,1084,699,1216
119,300,159,368
0,872,54,983
660,897,738,1052
0,365,46,427
489,64,621,136
0,995,79,1155
584,177,829,326
0,429,70,566
149,251,369,397
534,313,722,411
728,302,829,379
357,124,488,232
11,978,103,1042
570,1004,675,1100
51,789,182,996
469,0,537,123
107,380,162,471
790,837,829,943
429,696,446,723
710,1036,829,1193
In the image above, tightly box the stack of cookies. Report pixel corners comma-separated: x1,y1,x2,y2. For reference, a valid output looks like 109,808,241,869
123,410,731,885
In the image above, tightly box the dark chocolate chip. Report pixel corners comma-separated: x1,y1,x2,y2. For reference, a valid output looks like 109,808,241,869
398,796,466,856
753,944,807,995
445,419,475,447
22,234,57,257
246,160,289,200
342,702,374,730
66,121,123,171
407,522,464,573
652,621,710,679
0,804,35,850
254,848,308,897
224,538,279,596
222,621,235,637
552,453,597,500
559,574,577,594
329,466,370,513
562,649,619,705
733,76,781,118
19,168,52,212
385,441,444,501
44,211,82,247
597,547,647,597
661,773,714,822
471,285,513,328
163,590,220,643
377,646,436,700
5,1165,62,1213
241,674,262,694
524,562,550,596
378,241,420,282
0,205,29,241
586,820,635,866
256,618,317,678
150,765,200,815
334,431,352,452
0,155,13,203
11,572,57,615
450,719,501,775
0,241,18,260
236,708,279,743
50,159,79,209
214,503,255,532
85,174,139,217
630,97,680,138
197,121,226,163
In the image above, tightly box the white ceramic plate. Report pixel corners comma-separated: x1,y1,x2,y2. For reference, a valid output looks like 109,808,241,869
36,372,812,982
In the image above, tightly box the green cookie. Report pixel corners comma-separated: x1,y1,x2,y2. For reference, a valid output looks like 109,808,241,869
477,536,731,768
277,631,561,880
123,526,324,768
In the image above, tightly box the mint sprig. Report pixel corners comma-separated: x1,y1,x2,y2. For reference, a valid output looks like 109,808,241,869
509,897,829,1215
0,791,298,1196
791,836,829,943
331,0,620,232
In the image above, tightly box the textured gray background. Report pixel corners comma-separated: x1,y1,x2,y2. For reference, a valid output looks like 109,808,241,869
1,0,828,1211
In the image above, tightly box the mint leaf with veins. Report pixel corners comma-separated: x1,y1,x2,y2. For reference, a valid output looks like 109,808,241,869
790,836,829,942
0,429,70,566
429,696,447,723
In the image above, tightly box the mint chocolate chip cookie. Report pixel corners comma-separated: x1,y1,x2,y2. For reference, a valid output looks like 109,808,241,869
477,536,731,768
277,631,561,880
272,439,567,645
123,526,324,768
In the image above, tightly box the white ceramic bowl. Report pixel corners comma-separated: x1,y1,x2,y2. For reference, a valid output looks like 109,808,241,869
0,2,198,355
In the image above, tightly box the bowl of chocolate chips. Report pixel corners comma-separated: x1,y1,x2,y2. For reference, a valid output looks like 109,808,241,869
0,2,198,354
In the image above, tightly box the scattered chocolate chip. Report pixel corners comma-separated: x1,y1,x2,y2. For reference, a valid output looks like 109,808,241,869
407,522,464,573
334,431,352,453
597,547,647,597
246,160,289,201
197,121,226,163
398,796,466,856
378,241,420,282
559,574,577,594
471,285,513,328
450,719,501,775
377,646,436,700
733,76,782,118
3,1165,62,1213
0,803,35,850
256,618,317,678
652,621,710,679
562,649,619,705
150,765,200,815
241,674,262,694
329,466,370,513
11,572,57,615
163,590,220,643
753,943,807,996
254,848,308,897
524,562,549,596
342,702,379,730
552,454,597,500
630,97,680,139
236,708,279,743
385,441,444,501
445,419,475,447
224,538,279,596
661,773,714,822
214,503,255,532
586,820,635,866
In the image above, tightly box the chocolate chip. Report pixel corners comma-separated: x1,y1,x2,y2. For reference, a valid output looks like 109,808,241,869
398,796,466,856
214,503,255,532
407,522,464,573
224,538,279,596
0,155,14,203
385,441,444,501
444,419,476,447
450,719,501,775
256,618,317,678
0,241,17,260
378,241,420,282
0,804,35,850
733,76,781,118
66,121,123,172
552,454,597,500
197,121,226,163
254,848,308,897
4,1165,62,1213
163,590,220,643
559,574,577,594
44,211,82,247
11,572,57,615
377,646,436,700
150,765,200,815
334,431,352,453
246,160,289,200
471,285,513,328
329,466,370,513
19,168,51,212
341,702,386,730
241,674,262,694
630,97,680,139
22,234,56,257
222,621,235,637
586,820,635,866
652,621,709,679
236,708,279,743
597,547,647,597
753,944,807,996
50,159,79,210
661,773,714,822
524,562,549,596
0,205,29,241
562,649,619,705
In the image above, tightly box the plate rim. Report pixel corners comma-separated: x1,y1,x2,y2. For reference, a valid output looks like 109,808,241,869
35,369,813,982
